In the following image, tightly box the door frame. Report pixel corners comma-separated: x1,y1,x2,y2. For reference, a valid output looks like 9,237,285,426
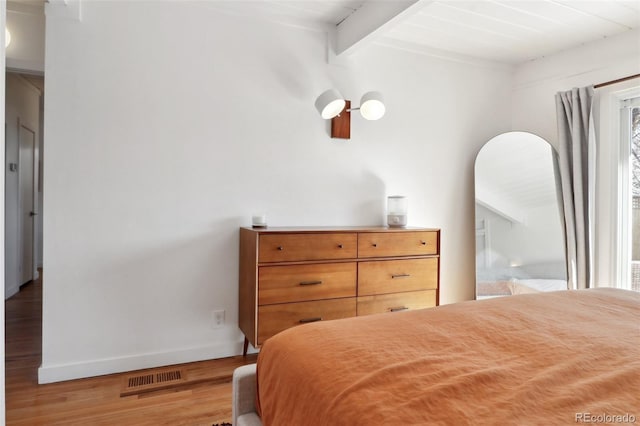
17,118,39,285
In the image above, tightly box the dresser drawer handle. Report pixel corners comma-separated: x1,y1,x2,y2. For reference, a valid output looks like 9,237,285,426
338,244,343,248
390,307,409,312
372,243,377,247
421,241,427,245
299,317,322,323
299,280,323,286
277,246,284,251
392,273,411,279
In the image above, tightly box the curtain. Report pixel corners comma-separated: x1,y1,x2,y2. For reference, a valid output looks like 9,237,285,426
554,86,596,290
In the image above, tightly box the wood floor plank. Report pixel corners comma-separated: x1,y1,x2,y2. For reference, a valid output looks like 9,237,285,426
5,271,257,425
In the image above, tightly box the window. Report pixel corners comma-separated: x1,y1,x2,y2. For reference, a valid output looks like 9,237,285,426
630,104,640,291
620,96,640,291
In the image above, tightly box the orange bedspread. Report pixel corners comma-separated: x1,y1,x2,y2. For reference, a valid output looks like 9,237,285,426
256,289,640,425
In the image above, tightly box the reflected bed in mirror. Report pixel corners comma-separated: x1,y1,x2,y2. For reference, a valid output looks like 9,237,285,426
475,132,567,299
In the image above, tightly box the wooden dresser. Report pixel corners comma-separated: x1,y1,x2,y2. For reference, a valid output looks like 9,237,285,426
239,226,440,354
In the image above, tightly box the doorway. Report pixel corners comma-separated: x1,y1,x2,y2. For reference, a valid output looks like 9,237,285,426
5,72,43,299
18,123,38,285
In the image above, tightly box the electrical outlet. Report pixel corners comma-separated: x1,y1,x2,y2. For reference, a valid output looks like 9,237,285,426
212,309,225,329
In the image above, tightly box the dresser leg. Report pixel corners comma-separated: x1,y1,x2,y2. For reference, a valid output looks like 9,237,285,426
243,337,249,356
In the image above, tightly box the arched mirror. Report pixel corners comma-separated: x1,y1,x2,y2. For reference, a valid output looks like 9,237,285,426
475,132,567,299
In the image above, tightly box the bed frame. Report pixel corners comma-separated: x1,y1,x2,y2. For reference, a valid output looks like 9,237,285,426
232,364,262,426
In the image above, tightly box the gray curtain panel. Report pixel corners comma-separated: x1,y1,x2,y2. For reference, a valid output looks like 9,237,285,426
554,86,595,290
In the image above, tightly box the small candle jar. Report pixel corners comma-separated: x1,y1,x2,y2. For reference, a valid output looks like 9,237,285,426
252,213,267,228
387,196,407,228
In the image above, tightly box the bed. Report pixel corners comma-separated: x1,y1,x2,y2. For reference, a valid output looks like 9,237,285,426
233,288,640,425
476,261,568,299
477,278,568,298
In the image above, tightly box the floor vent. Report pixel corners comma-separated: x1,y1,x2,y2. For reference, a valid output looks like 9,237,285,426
121,368,187,396
128,373,154,388
158,370,183,383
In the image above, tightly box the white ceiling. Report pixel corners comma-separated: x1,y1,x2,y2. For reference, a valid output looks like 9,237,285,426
252,0,640,64
7,1,639,66
385,0,640,63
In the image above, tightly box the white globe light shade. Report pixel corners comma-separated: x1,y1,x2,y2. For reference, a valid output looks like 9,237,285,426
315,89,346,119
359,91,385,120
5,28,11,48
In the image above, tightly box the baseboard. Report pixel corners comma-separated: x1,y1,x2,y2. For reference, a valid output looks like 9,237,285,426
38,340,245,384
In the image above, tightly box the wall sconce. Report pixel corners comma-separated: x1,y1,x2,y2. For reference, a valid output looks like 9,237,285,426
315,89,385,139
5,28,11,48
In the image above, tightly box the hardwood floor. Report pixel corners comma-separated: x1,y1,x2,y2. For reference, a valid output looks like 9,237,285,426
5,272,257,425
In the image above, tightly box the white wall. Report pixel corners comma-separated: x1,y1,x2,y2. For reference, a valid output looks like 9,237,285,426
4,73,41,299
1,1,8,421
512,29,640,288
41,1,513,382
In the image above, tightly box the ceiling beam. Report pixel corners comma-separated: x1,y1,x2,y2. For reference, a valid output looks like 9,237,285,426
333,0,431,58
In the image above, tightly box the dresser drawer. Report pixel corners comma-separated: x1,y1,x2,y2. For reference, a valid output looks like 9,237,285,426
358,231,438,258
258,262,357,305
258,233,357,263
257,298,356,344
357,290,436,316
358,258,438,296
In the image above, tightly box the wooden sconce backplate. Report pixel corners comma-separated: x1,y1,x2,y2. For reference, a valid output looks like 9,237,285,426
331,100,351,139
